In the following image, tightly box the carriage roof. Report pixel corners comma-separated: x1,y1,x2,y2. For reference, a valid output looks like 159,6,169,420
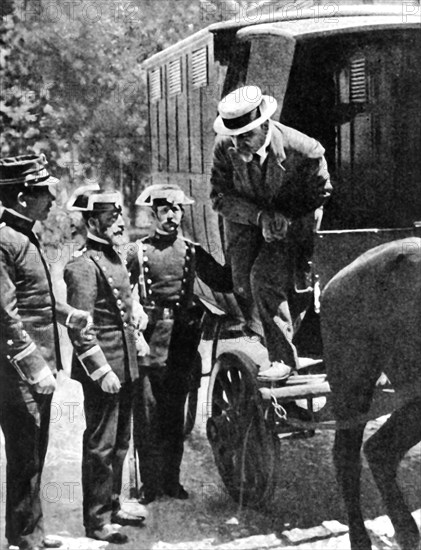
142,5,420,68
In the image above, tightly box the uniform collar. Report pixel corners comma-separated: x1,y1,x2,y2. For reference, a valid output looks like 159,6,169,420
87,231,111,246
1,208,36,233
86,231,116,253
152,229,178,243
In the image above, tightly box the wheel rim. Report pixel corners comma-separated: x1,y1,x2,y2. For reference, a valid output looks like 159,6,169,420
207,351,278,507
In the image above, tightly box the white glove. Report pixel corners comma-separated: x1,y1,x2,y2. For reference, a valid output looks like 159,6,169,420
132,301,148,331
135,330,150,357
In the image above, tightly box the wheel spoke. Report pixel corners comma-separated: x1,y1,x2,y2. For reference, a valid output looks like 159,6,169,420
208,351,278,508
216,371,235,405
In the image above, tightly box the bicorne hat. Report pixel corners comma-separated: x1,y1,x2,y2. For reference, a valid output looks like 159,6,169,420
0,154,59,187
67,184,122,213
135,184,194,207
214,85,277,136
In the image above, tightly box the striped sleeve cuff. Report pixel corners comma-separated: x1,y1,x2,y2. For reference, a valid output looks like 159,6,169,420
76,345,111,380
90,364,112,381
30,366,52,385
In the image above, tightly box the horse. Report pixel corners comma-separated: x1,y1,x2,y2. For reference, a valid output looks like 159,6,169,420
321,237,421,550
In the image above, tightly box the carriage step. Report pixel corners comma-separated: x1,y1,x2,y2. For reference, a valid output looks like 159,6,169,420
287,373,327,385
259,381,331,402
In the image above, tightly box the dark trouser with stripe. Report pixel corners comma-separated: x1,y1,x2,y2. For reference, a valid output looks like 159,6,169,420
81,380,132,532
133,369,186,494
0,373,52,550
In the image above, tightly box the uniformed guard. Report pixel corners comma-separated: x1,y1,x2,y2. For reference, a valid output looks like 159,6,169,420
0,154,91,550
127,183,233,505
64,185,147,543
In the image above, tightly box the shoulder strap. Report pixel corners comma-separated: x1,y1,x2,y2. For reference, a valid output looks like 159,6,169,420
136,240,148,301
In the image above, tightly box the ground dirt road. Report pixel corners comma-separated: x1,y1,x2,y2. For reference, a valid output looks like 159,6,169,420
1,337,420,550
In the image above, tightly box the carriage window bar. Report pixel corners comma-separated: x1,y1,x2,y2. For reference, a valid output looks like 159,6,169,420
350,56,367,103
191,47,208,88
149,68,162,102
168,58,182,96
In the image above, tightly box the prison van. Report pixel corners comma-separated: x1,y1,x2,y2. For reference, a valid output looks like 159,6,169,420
142,3,421,350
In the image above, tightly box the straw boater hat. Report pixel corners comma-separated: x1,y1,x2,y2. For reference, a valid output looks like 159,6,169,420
214,85,277,136
67,184,122,213
135,184,194,207
0,154,59,187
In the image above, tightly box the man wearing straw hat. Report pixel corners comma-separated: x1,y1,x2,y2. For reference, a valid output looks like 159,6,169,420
0,154,92,550
211,85,332,381
64,185,147,544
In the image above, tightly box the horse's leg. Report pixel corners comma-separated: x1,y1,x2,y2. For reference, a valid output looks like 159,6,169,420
334,426,372,550
364,397,421,550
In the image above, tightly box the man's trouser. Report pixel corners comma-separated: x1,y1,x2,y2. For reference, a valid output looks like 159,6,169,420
133,368,186,494
226,221,300,369
81,380,132,531
0,372,52,550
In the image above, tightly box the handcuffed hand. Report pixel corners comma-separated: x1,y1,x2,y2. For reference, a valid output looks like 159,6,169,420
100,371,121,394
259,211,290,243
33,373,57,394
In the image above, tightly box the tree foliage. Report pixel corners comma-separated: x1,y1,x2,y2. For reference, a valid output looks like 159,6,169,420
1,0,237,231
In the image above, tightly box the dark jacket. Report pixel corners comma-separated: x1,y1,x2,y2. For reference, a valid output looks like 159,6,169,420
126,233,232,390
126,233,233,308
0,209,72,382
64,238,138,384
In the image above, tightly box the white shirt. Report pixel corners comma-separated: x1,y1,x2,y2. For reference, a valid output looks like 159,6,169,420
255,123,272,165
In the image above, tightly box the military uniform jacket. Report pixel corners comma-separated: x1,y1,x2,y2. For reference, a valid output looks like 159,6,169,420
0,209,73,383
126,232,232,385
64,237,138,384
210,119,331,226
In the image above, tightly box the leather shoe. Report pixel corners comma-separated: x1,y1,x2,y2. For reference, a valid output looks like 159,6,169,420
43,536,63,548
163,483,189,500
138,488,160,505
86,524,128,544
258,361,292,381
111,507,147,526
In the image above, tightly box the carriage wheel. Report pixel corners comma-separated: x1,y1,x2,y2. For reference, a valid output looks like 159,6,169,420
206,351,279,508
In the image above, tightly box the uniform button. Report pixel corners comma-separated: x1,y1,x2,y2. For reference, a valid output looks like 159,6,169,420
143,245,148,251
143,256,148,262
144,267,149,272
180,290,185,295
147,279,152,284
113,289,119,296
120,310,125,317
148,290,152,295
95,256,100,260
150,300,156,306
175,302,180,307
108,277,113,283
123,322,128,327
102,266,107,271
7,340,13,346
117,299,122,306
182,278,187,283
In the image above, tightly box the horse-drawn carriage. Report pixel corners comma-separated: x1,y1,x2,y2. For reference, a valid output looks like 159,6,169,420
142,3,421,548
